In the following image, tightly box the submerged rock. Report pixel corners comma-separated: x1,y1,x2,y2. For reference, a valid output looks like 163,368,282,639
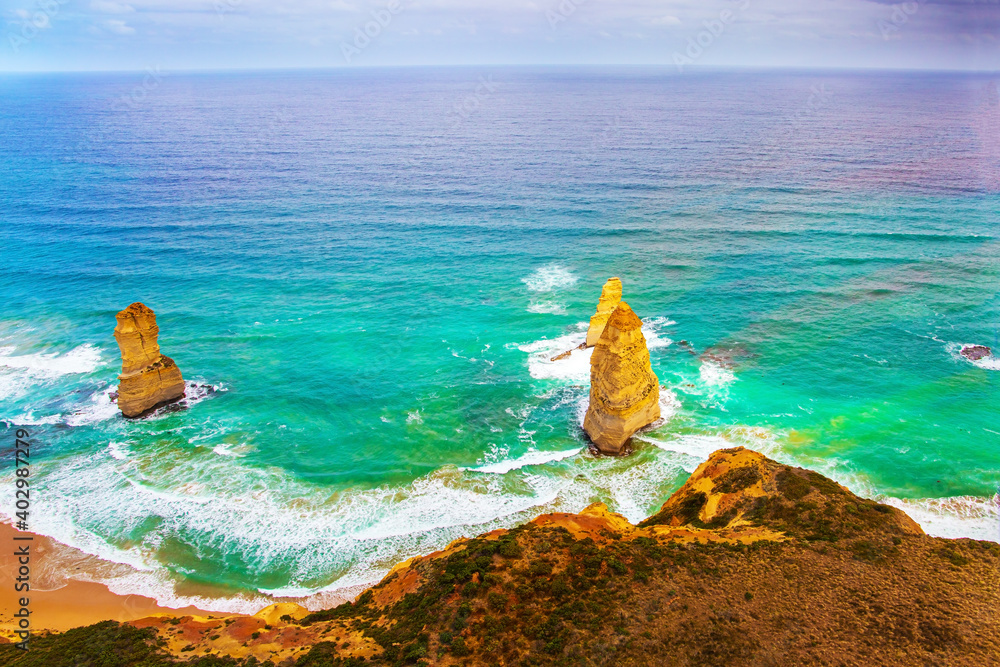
961,344,992,361
584,301,660,454
114,302,185,418
585,277,623,347
550,342,586,362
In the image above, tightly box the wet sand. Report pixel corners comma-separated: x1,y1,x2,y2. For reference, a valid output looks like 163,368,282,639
0,522,225,637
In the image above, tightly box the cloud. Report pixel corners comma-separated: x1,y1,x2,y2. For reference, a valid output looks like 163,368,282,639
90,1,136,13
103,19,136,34
648,15,682,26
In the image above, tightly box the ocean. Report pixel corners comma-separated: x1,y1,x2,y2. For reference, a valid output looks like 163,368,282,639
1,67,998,613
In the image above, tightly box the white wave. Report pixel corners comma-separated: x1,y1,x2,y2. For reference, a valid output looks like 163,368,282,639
639,434,732,471
107,441,130,461
637,425,779,472
642,316,676,349
8,412,63,426
0,344,105,401
469,448,582,474
699,361,736,387
527,301,568,316
653,388,682,426
66,390,120,427
0,343,103,375
881,495,1000,542
406,410,423,424
522,264,578,292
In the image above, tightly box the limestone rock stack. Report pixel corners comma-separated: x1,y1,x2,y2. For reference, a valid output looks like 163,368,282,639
585,277,623,347
114,302,185,418
583,302,660,454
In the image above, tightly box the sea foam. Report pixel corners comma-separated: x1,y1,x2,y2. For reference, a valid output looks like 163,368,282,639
468,447,582,474
880,495,1000,542
0,344,104,401
522,264,578,292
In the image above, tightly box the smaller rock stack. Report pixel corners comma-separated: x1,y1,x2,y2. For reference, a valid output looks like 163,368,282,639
114,302,185,418
586,277,623,347
583,301,661,455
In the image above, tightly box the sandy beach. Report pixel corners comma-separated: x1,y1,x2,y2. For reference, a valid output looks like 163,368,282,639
0,522,226,637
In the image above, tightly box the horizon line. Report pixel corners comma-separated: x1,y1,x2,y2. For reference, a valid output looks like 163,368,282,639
1,63,998,76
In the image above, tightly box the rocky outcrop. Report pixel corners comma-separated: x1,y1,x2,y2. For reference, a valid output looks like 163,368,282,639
114,303,185,418
585,277,623,347
961,344,992,361
583,301,660,454
640,447,925,537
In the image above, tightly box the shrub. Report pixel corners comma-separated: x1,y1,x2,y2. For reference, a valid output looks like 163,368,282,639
499,539,522,559
487,592,508,612
450,636,470,656
712,467,762,494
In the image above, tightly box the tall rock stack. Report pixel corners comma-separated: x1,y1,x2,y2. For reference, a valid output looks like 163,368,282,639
114,302,185,418
584,302,660,454
586,277,623,347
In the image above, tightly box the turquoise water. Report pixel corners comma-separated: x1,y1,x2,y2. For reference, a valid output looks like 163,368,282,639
1,68,998,612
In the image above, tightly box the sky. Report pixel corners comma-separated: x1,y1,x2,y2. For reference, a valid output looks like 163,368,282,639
0,0,998,72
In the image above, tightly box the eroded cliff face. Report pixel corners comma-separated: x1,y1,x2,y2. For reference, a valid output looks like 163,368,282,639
583,301,660,454
114,303,185,418
585,277,623,348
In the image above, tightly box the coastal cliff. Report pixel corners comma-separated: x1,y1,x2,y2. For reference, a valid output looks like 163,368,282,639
583,302,661,454
6,447,998,667
114,303,185,418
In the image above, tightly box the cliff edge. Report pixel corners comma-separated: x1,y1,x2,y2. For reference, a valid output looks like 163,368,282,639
5,448,998,667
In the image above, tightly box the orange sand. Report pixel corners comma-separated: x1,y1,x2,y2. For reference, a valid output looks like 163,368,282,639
0,522,222,636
